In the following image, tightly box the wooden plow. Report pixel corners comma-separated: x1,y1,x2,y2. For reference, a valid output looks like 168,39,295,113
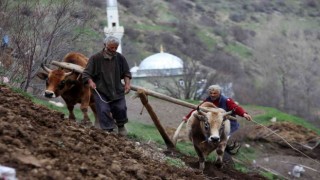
50,61,207,150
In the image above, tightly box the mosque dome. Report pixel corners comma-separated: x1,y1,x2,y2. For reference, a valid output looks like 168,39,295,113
139,52,183,70
130,65,139,73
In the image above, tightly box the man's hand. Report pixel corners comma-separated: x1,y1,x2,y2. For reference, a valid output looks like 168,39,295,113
124,84,131,94
124,77,131,94
243,113,252,121
88,79,96,89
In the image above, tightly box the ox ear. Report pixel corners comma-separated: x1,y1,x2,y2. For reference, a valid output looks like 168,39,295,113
193,113,206,121
193,113,201,120
37,72,48,80
223,111,237,121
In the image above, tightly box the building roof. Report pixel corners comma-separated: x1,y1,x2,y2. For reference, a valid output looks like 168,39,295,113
139,52,183,70
130,65,139,73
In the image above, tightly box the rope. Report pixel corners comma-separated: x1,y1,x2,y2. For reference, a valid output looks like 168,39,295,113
251,119,320,166
93,88,112,104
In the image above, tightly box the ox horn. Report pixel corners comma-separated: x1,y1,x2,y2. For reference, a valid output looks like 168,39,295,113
196,106,207,116
41,63,52,73
64,70,74,77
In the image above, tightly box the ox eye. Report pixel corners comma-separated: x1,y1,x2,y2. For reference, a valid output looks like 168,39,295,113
58,80,65,90
205,122,210,130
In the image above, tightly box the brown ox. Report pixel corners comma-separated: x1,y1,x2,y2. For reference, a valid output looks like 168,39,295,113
173,102,236,170
37,52,98,127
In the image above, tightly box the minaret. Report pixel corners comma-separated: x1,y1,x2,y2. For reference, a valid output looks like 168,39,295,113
104,0,124,53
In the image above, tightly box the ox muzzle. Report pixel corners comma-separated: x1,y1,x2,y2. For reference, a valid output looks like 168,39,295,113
44,90,56,98
208,135,220,143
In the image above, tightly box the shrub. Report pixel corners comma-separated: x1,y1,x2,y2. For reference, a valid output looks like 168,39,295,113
304,0,318,8
229,13,246,22
83,0,103,8
20,5,32,16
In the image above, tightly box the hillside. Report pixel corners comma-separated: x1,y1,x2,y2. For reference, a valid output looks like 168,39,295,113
115,0,320,127
20,0,318,127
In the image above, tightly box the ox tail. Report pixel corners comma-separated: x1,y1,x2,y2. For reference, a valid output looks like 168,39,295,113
172,121,186,145
225,141,241,155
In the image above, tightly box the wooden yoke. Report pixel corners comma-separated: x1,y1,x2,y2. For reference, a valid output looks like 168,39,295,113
136,89,175,150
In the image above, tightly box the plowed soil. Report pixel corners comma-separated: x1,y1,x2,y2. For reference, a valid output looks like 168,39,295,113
0,85,267,179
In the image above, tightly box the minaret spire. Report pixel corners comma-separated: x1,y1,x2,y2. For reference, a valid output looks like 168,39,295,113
104,0,124,53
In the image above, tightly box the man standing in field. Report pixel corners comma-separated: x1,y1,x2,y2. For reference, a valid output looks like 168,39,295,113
82,36,131,135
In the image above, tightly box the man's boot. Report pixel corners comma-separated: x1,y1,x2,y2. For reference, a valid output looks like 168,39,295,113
118,125,127,136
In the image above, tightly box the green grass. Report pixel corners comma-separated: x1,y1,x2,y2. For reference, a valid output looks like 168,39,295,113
132,24,176,32
245,105,320,135
234,163,249,173
126,121,166,145
237,146,256,161
197,30,218,48
156,2,178,23
175,141,197,156
11,87,34,100
225,42,252,59
164,157,187,168
74,27,101,39
182,99,201,105
32,97,95,122
260,171,281,180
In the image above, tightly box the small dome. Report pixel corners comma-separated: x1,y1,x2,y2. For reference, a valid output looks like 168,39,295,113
139,52,183,70
130,66,139,73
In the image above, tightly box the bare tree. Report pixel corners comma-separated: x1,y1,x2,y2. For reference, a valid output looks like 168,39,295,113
0,0,92,92
250,14,320,122
146,57,215,100
182,58,201,99
286,30,320,121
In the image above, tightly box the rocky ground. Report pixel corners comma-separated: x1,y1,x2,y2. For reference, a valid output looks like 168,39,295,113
0,84,319,179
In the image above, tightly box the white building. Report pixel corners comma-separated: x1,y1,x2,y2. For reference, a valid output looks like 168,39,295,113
130,50,184,78
130,47,185,94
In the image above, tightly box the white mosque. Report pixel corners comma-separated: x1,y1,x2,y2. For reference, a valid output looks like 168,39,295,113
129,47,185,91
130,47,184,78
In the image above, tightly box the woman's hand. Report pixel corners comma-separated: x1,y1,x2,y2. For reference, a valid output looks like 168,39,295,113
243,113,252,121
